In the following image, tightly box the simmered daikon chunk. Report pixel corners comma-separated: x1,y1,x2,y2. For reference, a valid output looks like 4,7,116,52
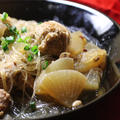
45,57,74,73
85,42,99,51
68,31,87,56
75,49,106,73
35,70,86,107
84,68,102,90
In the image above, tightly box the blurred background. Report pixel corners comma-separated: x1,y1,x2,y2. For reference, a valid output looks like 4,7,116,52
68,0,120,24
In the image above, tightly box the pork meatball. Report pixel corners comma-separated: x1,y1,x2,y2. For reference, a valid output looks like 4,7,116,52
0,89,10,116
36,21,70,56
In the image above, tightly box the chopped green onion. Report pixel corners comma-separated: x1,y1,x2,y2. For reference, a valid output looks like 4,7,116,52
24,36,31,43
9,26,19,35
1,38,8,51
17,34,21,39
2,43,8,51
5,23,10,29
29,101,36,111
5,24,19,36
24,44,30,50
5,36,15,44
16,37,28,43
21,26,27,33
22,38,28,43
10,26,16,32
42,60,48,70
38,22,42,24
27,54,33,62
23,39,27,43
15,29,19,35
31,45,38,55
2,12,8,21
16,37,23,42
0,37,4,42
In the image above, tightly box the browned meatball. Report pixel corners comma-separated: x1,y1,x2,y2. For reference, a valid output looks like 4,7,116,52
36,21,70,56
0,89,10,116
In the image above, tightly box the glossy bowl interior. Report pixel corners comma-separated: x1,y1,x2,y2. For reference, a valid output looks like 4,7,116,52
0,0,120,119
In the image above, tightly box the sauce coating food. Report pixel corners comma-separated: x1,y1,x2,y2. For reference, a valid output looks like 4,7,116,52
0,12,107,118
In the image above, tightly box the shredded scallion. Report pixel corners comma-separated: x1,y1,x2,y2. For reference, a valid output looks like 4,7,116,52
27,54,33,62
24,44,30,50
21,26,27,33
31,45,38,55
1,12,8,21
30,101,36,111
42,60,48,70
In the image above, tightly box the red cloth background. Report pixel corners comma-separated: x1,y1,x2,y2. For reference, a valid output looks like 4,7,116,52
68,0,120,120
68,0,120,24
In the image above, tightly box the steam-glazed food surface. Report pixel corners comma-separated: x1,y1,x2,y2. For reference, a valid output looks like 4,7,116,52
0,12,107,119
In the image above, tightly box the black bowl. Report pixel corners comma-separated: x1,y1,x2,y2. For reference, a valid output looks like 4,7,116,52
0,0,120,120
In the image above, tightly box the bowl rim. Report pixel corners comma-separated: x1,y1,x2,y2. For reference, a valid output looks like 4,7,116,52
1,0,120,119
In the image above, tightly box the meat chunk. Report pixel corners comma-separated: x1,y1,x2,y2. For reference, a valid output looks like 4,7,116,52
0,89,10,116
36,21,70,56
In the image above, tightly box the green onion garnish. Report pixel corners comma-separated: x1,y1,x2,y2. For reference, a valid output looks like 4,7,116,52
10,26,16,32
5,23,10,29
1,36,15,51
5,36,15,44
24,36,31,43
31,45,38,55
42,60,48,70
17,34,21,39
27,54,33,62
38,22,42,24
2,12,8,21
5,24,19,36
24,44,30,50
21,26,27,33
16,37,23,42
1,38,8,51
16,36,28,43
29,101,36,111
9,26,19,35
